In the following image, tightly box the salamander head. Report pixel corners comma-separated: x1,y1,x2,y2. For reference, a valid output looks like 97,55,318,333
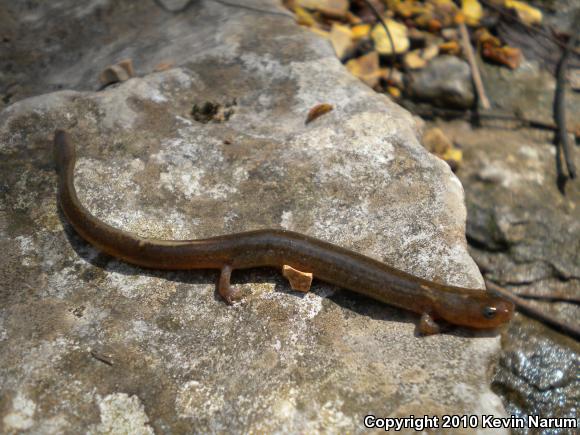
434,292,514,329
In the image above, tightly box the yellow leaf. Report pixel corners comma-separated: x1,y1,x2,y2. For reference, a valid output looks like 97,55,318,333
504,0,542,25
442,148,463,164
330,23,353,59
371,19,409,55
461,0,482,26
297,0,349,18
294,6,316,27
351,24,371,40
346,51,381,87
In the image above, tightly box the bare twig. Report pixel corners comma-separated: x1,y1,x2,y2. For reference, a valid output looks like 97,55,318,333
459,23,490,110
404,105,579,137
515,292,580,304
553,12,580,179
360,0,396,82
486,280,580,341
90,350,114,366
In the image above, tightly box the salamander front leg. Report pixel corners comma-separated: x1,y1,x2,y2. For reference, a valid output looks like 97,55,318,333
218,264,241,305
418,312,441,335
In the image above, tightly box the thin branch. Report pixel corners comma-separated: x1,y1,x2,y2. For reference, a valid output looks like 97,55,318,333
514,292,580,304
486,280,580,341
459,22,491,110
360,0,396,82
553,12,580,179
404,105,579,136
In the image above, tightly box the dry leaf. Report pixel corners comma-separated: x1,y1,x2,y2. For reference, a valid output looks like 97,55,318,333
297,0,349,19
476,28,501,47
504,0,542,26
351,24,371,40
371,19,410,55
439,40,461,55
282,265,313,292
346,51,381,87
330,23,353,59
461,0,482,26
422,127,462,170
404,50,427,69
482,44,522,69
306,103,334,124
294,6,317,26
387,86,401,98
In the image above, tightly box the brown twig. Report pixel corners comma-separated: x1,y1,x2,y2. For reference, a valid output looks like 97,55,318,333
514,292,580,304
405,105,579,137
90,350,114,366
360,0,396,82
553,12,579,180
486,280,580,341
459,23,491,110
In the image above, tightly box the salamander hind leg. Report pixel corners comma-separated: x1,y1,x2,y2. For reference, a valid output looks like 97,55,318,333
218,264,242,305
418,312,441,335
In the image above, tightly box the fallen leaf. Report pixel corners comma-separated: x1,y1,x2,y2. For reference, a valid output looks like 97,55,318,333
297,0,349,19
371,19,410,54
505,0,542,25
282,265,313,292
461,0,482,26
423,44,440,61
404,50,427,69
330,23,353,59
422,127,462,170
306,103,334,124
346,51,381,87
482,43,522,69
476,28,501,47
439,40,461,55
387,86,401,98
351,24,371,40
294,6,317,26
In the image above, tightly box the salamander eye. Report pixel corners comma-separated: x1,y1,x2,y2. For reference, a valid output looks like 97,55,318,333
482,306,497,319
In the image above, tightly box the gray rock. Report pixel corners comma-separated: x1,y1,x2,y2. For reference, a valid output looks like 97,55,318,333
407,55,475,109
0,1,507,432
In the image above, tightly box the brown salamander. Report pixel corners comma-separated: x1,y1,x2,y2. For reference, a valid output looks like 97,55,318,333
54,130,514,334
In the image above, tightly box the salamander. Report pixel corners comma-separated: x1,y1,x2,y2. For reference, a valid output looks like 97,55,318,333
54,129,514,334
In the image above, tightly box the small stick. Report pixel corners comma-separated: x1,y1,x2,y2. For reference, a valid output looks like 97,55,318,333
404,104,579,137
459,23,491,110
486,280,580,341
360,0,396,82
90,350,114,366
515,292,580,304
553,12,579,179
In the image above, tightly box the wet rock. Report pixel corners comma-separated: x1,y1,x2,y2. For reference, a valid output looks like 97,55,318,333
492,317,579,425
406,55,475,109
0,0,507,432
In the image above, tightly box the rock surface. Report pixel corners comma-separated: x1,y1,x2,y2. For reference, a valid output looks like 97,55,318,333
0,0,507,432
435,119,580,426
406,55,475,109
